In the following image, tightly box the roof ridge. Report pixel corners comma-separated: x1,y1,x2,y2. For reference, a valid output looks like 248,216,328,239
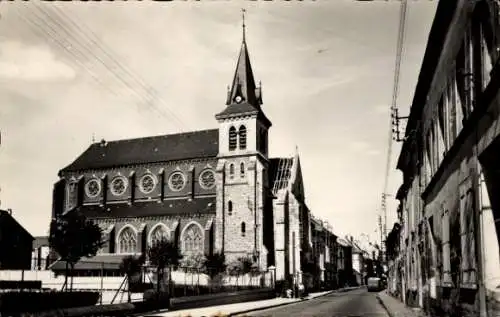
93,128,219,145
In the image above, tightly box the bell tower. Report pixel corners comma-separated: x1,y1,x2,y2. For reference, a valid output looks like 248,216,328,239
214,10,272,270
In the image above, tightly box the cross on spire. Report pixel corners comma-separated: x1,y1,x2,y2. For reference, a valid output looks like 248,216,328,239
242,8,246,43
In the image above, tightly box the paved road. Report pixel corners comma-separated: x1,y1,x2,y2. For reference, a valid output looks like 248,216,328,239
234,288,389,317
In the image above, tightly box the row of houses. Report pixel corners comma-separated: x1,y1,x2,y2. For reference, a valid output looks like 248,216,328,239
386,1,500,316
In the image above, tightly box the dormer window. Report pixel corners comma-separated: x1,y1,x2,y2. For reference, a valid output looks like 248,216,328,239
229,126,237,151
239,126,247,150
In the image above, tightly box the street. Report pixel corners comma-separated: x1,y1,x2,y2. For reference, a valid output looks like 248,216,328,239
234,288,389,317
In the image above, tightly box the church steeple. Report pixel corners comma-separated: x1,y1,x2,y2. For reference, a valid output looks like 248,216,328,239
225,9,262,108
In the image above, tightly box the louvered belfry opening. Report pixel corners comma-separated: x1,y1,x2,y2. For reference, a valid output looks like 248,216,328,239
229,126,237,151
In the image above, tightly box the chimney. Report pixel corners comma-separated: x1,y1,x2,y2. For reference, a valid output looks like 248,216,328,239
7,208,12,215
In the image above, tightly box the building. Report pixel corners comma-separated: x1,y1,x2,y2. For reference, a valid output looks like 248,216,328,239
32,236,50,270
348,237,367,286
336,237,353,287
0,209,34,270
308,216,338,290
50,24,313,285
391,0,500,316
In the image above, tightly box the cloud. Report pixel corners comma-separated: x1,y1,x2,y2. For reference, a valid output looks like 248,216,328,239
0,41,76,81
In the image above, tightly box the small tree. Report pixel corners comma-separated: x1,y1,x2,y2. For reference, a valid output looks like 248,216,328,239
120,255,145,303
49,211,104,291
147,238,182,297
180,252,205,271
203,252,226,279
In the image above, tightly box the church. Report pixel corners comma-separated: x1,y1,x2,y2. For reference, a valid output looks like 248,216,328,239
50,23,311,283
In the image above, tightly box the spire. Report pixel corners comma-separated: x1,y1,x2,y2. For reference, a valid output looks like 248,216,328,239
242,8,246,44
225,9,262,107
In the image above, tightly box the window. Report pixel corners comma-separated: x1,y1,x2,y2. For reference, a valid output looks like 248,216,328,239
168,172,186,192
150,224,169,247
228,201,233,215
111,176,128,196
241,222,246,237
182,223,204,254
118,227,137,254
66,182,78,210
229,126,237,151
240,162,245,178
239,126,247,150
229,164,235,179
85,179,101,198
139,174,157,194
199,169,216,189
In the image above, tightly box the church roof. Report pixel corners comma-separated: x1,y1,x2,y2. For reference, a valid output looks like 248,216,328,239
74,197,216,219
269,158,293,195
60,129,219,174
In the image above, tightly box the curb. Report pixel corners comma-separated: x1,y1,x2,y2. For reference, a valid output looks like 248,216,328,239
227,286,363,316
376,293,394,317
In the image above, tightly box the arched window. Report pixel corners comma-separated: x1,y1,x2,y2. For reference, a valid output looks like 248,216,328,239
241,222,246,237
240,162,245,178
228,201,233,215
150,224,169,247
229,126,237,151
118,227,137,254
239,126,247,150
229,163,235,179
182,223,204,254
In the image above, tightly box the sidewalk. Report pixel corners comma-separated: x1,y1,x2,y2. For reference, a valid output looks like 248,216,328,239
376,291,426,317
145,286,361,317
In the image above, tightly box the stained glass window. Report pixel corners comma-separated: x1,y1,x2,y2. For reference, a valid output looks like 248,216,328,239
168,172,186,191
199,170,215,189
140,174,156,194
111,176,127,196
85,179,101,198
118,227,137,254
182,224,203,254
150,225,169,247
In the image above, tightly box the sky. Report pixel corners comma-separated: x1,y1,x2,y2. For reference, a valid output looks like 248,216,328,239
0,0,437,249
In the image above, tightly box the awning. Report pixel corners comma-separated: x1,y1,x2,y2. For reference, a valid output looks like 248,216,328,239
49,254,128,271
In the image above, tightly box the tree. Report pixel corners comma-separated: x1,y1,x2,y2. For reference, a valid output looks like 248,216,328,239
49,212,104,291
120,255,145,303
203,252,226,279
147,238,182,297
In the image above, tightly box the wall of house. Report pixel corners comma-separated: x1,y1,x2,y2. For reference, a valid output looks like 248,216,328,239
393,0,500,315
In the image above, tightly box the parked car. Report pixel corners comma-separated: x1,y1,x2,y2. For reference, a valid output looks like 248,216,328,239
367,277,383,292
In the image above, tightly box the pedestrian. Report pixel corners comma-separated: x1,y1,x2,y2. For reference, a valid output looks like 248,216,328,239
298,282,305,299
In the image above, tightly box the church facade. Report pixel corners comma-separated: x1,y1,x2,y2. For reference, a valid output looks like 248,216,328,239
51,28,311,283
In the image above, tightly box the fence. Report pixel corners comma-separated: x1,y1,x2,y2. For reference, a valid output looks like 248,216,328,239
0,258,275,304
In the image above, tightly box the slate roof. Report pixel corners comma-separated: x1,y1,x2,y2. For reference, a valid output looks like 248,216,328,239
0,210,34,241
50,254,126,271
269,158,293,195
60,129,219,174
75,197,216,219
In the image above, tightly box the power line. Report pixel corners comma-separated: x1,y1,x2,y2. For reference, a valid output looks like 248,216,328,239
381,0,408,257
42,4,189,131
14,4,188,134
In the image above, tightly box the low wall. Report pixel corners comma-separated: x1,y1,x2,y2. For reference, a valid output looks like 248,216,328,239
169,288,275,311
23,288,276,317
